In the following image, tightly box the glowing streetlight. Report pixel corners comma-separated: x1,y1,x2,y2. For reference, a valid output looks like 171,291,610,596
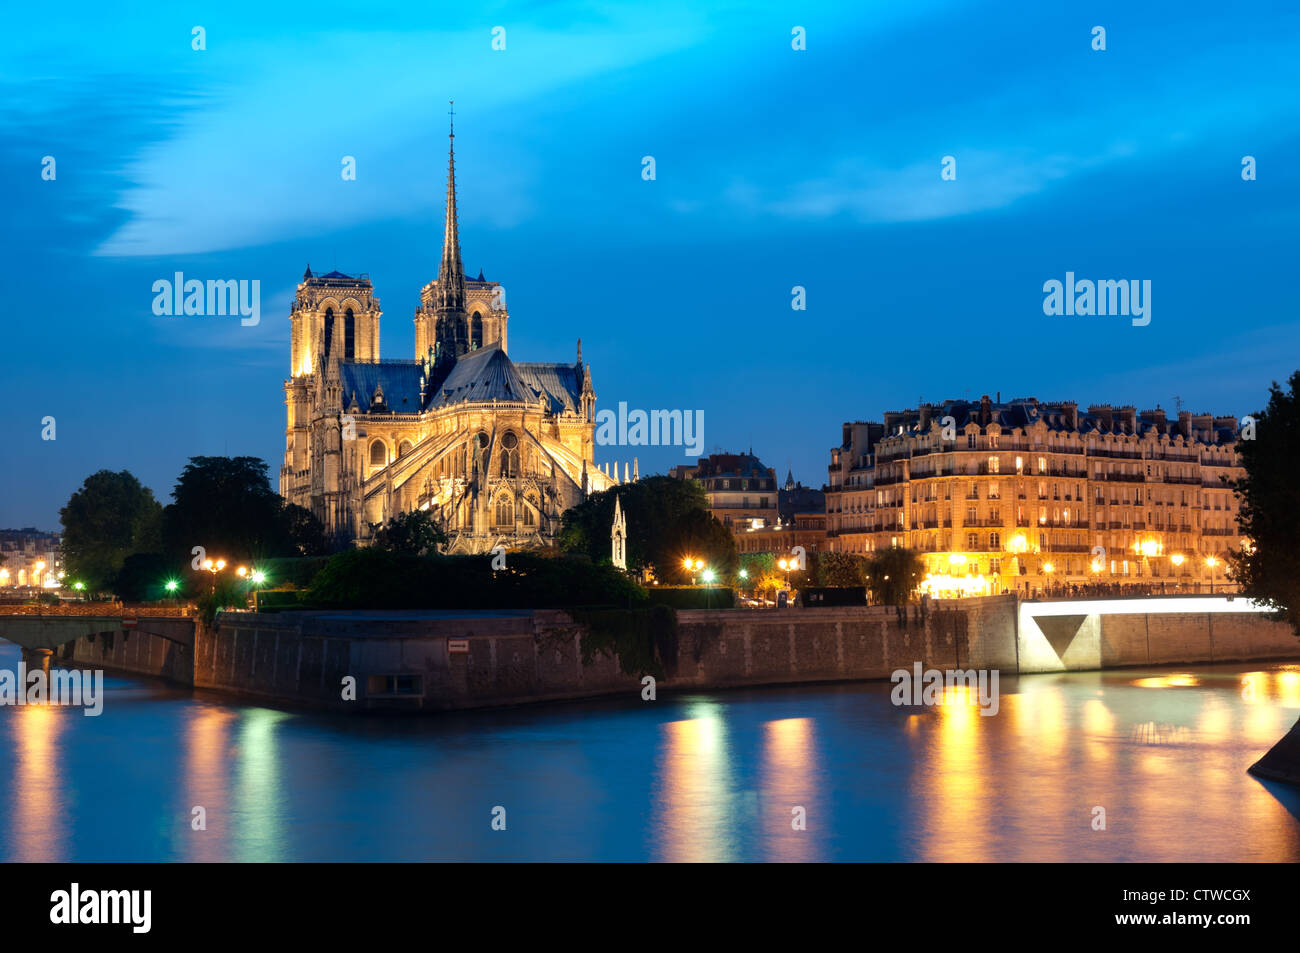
702,569,715,583
1171,553,1185,567
1043,561,1055,574
1206,555,1219,594
165,580,179,593
251,570,266,585
1140,539,1159,558
236,566,248,578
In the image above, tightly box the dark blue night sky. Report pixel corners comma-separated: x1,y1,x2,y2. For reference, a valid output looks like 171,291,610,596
3,0,1298,528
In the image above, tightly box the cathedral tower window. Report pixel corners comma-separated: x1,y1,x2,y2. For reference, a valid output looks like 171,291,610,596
345,308,356,361
324,307,335,359
471,311,483,349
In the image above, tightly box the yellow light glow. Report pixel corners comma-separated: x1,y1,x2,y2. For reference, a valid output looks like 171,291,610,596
1206,556,1218,568
1171,553,1185,567
948,553,967,566
1140,539,1159,557
1009,534,1027,553
237,566,248,577
1043,561,1054,573
34,561,45,571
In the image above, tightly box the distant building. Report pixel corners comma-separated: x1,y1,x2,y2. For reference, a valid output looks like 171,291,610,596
0,529,63,589
826,394,1245,597
734,471,828,556
669,451,779,530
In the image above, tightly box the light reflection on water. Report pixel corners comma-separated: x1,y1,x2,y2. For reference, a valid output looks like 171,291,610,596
2,639,1298,862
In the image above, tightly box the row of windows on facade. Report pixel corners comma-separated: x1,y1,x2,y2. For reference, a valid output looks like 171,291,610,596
368,431,523,477
877,432,1236,453
707,478,777,491
836,481,1235,509
850,454,1234,486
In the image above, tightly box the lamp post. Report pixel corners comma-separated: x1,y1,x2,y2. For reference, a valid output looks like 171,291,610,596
1206,555,1218,594
202,558,227,597
1171,552,1184,592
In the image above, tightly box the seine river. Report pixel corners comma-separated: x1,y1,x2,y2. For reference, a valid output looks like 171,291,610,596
3,639,1299,862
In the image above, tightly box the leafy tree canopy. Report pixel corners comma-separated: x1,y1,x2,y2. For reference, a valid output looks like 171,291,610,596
371,509,448,556
865,548,926,606
559,476,738,582
161,456,330,564
60,469,163,592
1228,372,1300,637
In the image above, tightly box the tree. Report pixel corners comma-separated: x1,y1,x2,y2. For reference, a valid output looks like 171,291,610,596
161,456,329,564
559,476,737,582
814,551,870,587
372,509,448,556
865,548,926,606
60,470,163,592
114,552,185,602
1228,372,1300,637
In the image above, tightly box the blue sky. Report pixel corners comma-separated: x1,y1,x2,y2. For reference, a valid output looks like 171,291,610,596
2,0,1299,528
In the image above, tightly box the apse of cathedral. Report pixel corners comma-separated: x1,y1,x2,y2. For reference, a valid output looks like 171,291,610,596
279,116,621,553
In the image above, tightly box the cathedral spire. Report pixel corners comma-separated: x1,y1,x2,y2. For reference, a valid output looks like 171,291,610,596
436,100,467,317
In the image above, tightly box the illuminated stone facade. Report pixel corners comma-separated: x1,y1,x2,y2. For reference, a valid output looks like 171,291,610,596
279,123,617,553
826,396,1245,596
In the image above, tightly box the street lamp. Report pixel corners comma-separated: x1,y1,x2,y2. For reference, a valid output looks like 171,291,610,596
1206,555,1219,594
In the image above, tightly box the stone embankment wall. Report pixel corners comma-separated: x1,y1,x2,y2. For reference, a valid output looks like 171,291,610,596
62,617,195,684
22,595,1299,711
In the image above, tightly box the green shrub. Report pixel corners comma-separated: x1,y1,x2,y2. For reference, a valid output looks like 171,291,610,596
306,549,648,610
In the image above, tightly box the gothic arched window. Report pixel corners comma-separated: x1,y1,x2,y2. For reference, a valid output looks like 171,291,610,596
323,307,335,359
398,440,413,458
524,494,538,526
500,432,519,477
471,312,483,350
344,308,356,361
495,494,514,526
369,440,387,468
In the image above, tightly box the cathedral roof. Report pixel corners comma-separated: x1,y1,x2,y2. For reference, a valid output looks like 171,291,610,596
429,344,535,408
339,362,427,414
338,346,583,416
515,362,581,414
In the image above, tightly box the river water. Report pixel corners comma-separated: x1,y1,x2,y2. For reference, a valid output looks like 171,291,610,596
3,639,1299,862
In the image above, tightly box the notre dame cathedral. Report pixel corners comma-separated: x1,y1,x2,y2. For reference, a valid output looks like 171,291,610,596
279,114,625,553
